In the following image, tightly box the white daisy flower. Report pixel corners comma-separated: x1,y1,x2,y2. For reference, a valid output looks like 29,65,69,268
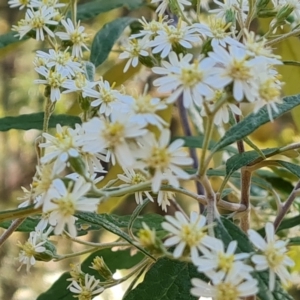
78,112,147,167
62,72,94,94
192,17,240,48
128,89,167,129
202,90,242,125
83,79,131,116
156,190,174,212
248,222,295,291
30,0,66,9
117,168,153,205
34,66,69,102
56,18,89,58
162,211,215,262
148,22,200,58
191,266,258,299
136,129,192,192
8,0,30,10
35,49,83,77
153,52,217,108
12,6,58,40
43,177,99,237
32,162,66,208
208,45,261,102
119,38,149,72
130,16,166,40
151,0,192,16
253,68,283,121
69,273,104,298
39,124,82,168
194,239,252,282
209,0,249,22
17,231,46,272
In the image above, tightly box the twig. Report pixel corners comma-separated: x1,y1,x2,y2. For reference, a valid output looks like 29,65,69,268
0,218,25,247
240,168,252,232
177,96,205,212
274,180,300,231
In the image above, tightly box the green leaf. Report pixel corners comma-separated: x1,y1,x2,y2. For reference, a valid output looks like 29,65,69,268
216,218,293,300
276,160,300,178
212,94,300,152
177,136,238,153
0,31,28,49
226,148,278,176
255,169,294,194
0,213,164,234
0,113,81,131
288,237,300,246
123,258,203,300
37,272,73,300
75,212,156,259
76,0,145,21
37,248,144,300
277,215,300,233
90,17,137,67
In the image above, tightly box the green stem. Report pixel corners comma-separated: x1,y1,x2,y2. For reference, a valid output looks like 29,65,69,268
0,206,41,223
71,0,77,24
197,115,214,177
266,27,300,46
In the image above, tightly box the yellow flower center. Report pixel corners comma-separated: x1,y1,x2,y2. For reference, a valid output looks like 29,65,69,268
77,288,92,300
265,246,285,269
131,173,146,184
180,63,203,87
180,224,205,247
31,15,45,29
102,122,125,147
71,30,88,45
19,241,36,257
259,78,280,102
216,282,240,300
54,195,76,216
148,147,170,169
208,17,231,39
218,252,235,273
229,59,252,81
48,71,65,88
134,95,156,113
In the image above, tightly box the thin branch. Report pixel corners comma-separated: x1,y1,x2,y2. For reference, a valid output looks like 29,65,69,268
274,180,300,231
240,168,252,232
177,96,204,212
0,218,25,247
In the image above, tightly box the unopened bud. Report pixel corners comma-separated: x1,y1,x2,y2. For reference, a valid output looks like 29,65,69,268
69,156,87,176
137,222,162,254
276,4,294,22
90,256,113,280
35,240,57,262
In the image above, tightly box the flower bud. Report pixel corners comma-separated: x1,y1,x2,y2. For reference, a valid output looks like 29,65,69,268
35,240,56,262
69,156,87,176
90,256,113,280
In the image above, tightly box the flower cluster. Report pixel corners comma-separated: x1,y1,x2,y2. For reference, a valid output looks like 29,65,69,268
158,212,294,298
7,0,297,298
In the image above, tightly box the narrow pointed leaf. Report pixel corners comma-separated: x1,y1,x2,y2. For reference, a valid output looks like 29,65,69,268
76,0,146,21
0,113,81,131
226,148,278,176
90,17,137,67
212,95,300,152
